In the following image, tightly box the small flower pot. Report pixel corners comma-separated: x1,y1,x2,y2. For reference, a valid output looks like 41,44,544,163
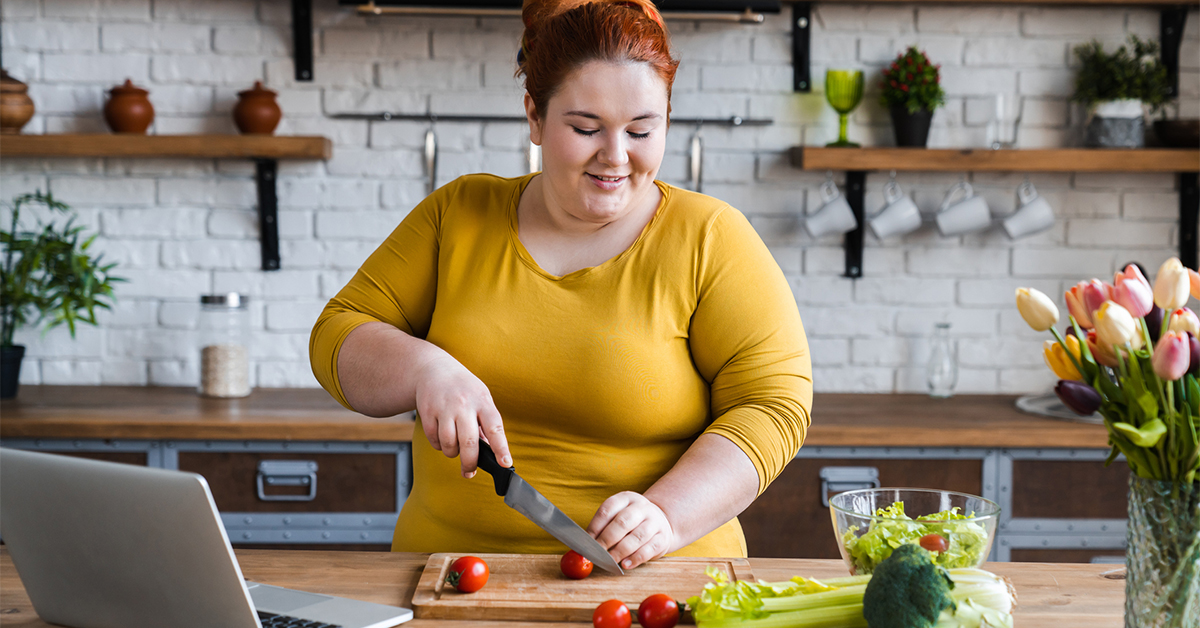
1085,99,1144,148
889,105,933,147
1,345,26,399
104,79,154,134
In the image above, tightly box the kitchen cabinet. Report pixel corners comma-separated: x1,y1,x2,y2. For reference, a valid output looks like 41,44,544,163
2,387,1125,558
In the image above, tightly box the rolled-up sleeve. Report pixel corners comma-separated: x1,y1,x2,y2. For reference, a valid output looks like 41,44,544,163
309,188,445,410
689,207,813,495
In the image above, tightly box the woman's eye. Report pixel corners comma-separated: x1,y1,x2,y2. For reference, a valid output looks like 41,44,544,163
628,131,651,139
572,127,599,137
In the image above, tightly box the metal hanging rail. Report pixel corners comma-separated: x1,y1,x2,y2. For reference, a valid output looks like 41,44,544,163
355,2,768,22
329,113,773,126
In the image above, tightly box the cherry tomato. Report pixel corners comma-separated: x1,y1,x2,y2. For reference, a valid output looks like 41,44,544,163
445,555,489,593
919,533,949,553
561,550,594,580
637,594,680,628
593,599,631,628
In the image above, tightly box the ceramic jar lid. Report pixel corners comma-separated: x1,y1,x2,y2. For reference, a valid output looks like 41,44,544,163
109,79,148,97
1,69,28,94
238,81,276,99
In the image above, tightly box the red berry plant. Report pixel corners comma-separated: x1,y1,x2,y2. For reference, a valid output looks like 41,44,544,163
879,46,945,114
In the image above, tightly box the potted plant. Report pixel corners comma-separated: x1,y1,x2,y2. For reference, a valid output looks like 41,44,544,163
1016,259,1199,626
1,191,122,398
1073,36,1169,148
879,46,945,147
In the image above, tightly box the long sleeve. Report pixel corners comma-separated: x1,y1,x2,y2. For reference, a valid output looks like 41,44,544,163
689,206,813,495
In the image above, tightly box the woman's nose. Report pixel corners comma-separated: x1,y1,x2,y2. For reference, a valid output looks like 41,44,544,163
597,132,629,167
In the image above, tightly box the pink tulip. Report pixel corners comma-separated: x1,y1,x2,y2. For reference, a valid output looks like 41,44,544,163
1112,264,1154,318
1065,282,1094,329
1152,331,1191,381
1082,280,1111,323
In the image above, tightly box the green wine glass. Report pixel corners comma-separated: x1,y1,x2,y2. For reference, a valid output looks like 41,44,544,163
825,69,864,147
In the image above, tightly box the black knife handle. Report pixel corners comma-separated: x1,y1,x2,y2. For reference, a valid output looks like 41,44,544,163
476,440,514,497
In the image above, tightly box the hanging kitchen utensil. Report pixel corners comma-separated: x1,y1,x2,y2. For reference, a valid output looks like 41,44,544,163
476,441,625,575
424,127,438,195
689,127,703,193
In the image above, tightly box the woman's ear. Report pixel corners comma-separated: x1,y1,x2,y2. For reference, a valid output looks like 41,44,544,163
524,93,543,146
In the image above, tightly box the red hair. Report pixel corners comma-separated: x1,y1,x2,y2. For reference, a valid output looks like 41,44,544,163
518,0,679,119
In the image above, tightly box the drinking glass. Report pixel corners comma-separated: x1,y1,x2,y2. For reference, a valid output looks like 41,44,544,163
825,69,864,147
988,93,1021,150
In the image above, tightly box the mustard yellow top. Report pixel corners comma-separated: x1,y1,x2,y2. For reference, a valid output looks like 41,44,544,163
310,173,812,557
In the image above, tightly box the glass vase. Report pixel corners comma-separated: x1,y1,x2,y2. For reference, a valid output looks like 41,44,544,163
926,322,957,398
1125,474,1200,628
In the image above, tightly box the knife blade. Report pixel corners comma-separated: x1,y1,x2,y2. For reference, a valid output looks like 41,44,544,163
476,440,625,575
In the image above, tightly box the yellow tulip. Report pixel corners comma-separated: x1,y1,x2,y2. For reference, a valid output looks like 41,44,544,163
1043,336,1083,381
1154,257,1190,311
1015,287,1059,332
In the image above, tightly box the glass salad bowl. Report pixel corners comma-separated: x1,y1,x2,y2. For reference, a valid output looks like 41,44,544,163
829,488,1000,575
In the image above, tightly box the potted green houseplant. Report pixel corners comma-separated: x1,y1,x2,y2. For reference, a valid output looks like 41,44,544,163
1073,35,1169,148
1,191,122,398
879,46,945,147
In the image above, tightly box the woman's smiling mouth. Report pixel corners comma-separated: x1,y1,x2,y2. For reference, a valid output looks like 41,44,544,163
587,173,628,189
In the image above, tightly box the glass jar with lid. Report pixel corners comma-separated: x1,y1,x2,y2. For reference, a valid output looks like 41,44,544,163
198,293,250,398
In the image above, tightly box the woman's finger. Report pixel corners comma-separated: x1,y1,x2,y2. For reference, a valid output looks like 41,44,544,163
478,405,512,467
421,413,442,451
457,413,480,478
596,503,647,551
587,492,633,539
438,414,460,459
620,526,670,570
608,518,655,566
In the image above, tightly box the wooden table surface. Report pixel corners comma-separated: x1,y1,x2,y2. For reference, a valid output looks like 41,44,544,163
0,548,1124,627
0,386,1110,448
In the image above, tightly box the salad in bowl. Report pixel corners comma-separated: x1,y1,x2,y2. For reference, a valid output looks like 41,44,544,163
829,488,1000,574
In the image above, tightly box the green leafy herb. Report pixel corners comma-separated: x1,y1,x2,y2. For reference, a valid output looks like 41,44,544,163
1072,35,1170,110
842,503,990,574
878,47,946,114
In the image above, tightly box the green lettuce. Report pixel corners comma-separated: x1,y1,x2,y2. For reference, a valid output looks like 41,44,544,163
842,503,990,574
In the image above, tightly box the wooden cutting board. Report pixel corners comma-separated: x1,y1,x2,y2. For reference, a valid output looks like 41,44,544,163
411,552,755,622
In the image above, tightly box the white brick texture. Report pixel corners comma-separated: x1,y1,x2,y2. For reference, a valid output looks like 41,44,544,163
1,1,1194,393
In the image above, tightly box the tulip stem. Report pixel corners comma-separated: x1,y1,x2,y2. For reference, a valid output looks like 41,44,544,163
1050,327,1086,381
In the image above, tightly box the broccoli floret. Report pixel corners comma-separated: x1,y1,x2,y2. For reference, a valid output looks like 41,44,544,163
862,543,957,628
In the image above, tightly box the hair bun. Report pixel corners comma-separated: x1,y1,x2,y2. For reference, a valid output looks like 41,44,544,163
522,0,663,33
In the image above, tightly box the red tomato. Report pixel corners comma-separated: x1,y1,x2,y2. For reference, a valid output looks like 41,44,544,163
637,594,680,628
561,550,594,580
593,599,631,628
919,533,949,553
445,555,489,593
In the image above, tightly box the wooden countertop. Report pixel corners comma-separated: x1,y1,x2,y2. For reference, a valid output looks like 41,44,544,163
0,386,1110,448
0,548,1124,627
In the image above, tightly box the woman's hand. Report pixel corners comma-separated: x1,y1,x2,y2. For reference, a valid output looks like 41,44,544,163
413,353,512,478
587,491,676,570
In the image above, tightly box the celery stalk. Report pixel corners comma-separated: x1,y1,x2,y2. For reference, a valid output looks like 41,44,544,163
698,604,868,628
759,584,868,612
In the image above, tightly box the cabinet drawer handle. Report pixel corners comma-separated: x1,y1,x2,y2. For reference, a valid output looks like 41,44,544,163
256,460,318,502
819,466,880,507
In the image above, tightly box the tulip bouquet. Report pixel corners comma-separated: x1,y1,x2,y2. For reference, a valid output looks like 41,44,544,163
1016,257,1200,483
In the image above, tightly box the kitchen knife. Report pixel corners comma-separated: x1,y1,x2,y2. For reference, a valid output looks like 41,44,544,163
476,441,625,575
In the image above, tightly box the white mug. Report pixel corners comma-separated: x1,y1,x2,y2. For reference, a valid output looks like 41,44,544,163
935,181,992,236
806,180,858,238
1003,181,1056,239
869,180,922,239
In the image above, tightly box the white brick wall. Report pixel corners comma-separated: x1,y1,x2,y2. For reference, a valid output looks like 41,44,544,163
1,0,1194,394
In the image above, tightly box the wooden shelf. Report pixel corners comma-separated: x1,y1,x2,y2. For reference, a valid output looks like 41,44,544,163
789,147,1200,173
0,134,332,160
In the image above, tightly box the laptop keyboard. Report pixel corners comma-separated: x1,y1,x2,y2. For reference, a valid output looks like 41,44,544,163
257,611,343,628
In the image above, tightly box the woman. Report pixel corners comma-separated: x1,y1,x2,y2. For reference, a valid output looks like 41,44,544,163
310,0,811,570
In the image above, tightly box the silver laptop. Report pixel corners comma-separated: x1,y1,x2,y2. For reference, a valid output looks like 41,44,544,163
0,448,412,628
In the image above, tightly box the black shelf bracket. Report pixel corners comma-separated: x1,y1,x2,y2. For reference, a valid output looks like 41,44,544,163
256,160,281,271
792,3,811,92
1182,172,1199,270
843,171,866,278
1162,7,1190,99
293,0,314,82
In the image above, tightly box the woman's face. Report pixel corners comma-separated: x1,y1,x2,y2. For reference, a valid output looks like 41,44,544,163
526,60,669,227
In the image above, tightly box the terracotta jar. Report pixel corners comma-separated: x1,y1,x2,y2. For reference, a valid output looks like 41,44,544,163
233,81,282,135
0,69,35,135
104,79,154,134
